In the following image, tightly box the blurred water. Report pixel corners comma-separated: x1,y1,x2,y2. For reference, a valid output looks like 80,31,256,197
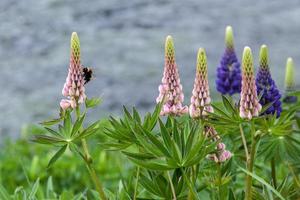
1,0,300,137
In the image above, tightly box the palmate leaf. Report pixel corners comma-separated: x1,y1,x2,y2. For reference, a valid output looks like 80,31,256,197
138,125,172,158
139,174,164,197
73,119,101,141
258,135,300,162
122,117,211,170
139,171,185,199
103,104,162,151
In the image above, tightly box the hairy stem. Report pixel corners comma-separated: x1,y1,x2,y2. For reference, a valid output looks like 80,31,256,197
167,171,177,200
271,158,277,188
245,134,257,200
217,163,222,200
239,124,249,162
75,106,107,200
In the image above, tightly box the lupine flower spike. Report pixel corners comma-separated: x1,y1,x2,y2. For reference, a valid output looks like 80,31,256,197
156,35,188,116
189,48,231,163
60,32,87,110
205,126,232,163
216,26,241,95
189,48,213,118
283,57,298,103
240,47,262,119
256,45,282,117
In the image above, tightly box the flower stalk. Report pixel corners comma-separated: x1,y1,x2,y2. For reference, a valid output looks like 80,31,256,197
190,48,231,163
245,133,258,200
75,106,107,200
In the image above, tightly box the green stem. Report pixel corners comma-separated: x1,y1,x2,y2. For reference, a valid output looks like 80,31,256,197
86,164,107,200
133,167,140,200
167,171,177,200
271,158,277,188
245,134,258,200
239,124,249,162
75,106,107,200
217,164,222,200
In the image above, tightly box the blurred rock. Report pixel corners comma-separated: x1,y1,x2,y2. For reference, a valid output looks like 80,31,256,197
1,0,300,137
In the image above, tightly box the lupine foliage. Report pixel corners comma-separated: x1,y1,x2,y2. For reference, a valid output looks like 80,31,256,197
1,27,300,200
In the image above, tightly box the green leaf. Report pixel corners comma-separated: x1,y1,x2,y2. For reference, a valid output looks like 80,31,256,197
46,176,56,199
28,178,40,199
138,125,171,158
85,97,102,108
122,151,156,160
139,174,163,197
71,114,85,137
260,101,275,114
0,184,11,200
31,135,66,145
40,118,62,126
63,110,72,136
159,119,172,151
147,103,162,130
132,107,142,124
47,145,68,168
222,95,236,114
73,120,101,141
44,127,63,138
126,157,173,170
238,166,286,200
130,126,164,157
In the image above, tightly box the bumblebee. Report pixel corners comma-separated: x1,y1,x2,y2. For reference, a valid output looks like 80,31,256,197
82,66,93,84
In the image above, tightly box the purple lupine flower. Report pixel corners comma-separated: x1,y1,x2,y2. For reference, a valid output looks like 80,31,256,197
61,32,87,109
189,48,231,162
205,126,232,163
156,35,188,116
283,57,298,103
189,48,213,118
216,26,241,95
256,45,282,117
240,47,262,119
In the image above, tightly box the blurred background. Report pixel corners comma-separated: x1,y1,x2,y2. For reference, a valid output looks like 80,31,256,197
1,0,300,138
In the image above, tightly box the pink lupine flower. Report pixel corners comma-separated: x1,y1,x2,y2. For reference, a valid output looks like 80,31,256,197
189,48,213,118
156,35,188,116
60,99,72,110
205,126,232,163
61,32,87,109
240,47,262,119
188,48,231,163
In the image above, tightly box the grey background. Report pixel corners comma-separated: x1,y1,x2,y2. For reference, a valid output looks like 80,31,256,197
1,0,300,137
